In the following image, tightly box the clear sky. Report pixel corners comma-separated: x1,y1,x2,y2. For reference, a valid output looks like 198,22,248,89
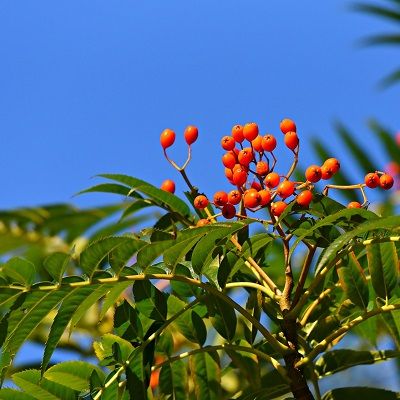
0,0,399,209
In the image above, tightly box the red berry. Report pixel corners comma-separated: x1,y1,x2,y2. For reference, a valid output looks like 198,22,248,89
348,201,362,209
160,128,176,149
243,123,259,141
228,190,242,205
184,126,198,145
225,168,233,181
251,135,263,152
364,172,380,188
251,181,262,191
232,168,248,186
232,125,244,143
160,179,175,193
221,136,236,151
305,165,322,183
323,158,340,174
271,201,287,217
222,203,236,219
256,161,269,176
261,134,277,152
222,152,237,169
280,119,296,134
259,189,271,205
379,174,394,190
284,131,299,151
243,190,261,208
213,191,229,206
277,180,295,199
296,190,313,207
194,195,209,209
321,165,333,180
238,147,254,166
265,172,280,188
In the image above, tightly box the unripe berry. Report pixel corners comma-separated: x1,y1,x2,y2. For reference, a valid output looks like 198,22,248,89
323,158,340,174
296,190,313,207
232,124,245,143
265,172,280,188
271,201,287,217
184,126,198,145
213,191,228,206
197,219,210,226
277,180,295,199
222,152,237,169
221,136,236,151
261,134,277,152
305,165,322,183
243,123,259,141
222,203,236,219
194,195,209,209
243,190,261,209
228,190,242,205
256,161,269,176
238,147,254,166
379,174,394,190
284,131,299,151
160,179,175,193
280,118,296,134
252,135,263,152
232,168,248,186
160,128,176,149
364,172,380,188
348,201,362,209
259,189,271,205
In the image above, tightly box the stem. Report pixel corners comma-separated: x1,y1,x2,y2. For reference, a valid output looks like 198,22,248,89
300,287,332,327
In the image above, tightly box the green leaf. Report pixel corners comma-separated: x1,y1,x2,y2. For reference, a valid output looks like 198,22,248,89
93,333,134,363
126,349,148,400
363,34,400,46
206,294,237,341
43,253,70,282
159,360,188,400
109,238,146,274
190,351,221,400
369,119,400,164
0,389,37,400
132,280,168,321
77,183,134,197
80,236,133,278
12,369,76,400
2,257,35,286
114,300,144,341
336,252,369,309
315,349,400,377
44,361,105,391
99,174,191,217
367,242,399,300
354,3,400,23
321,387,400,400
136,240,175,269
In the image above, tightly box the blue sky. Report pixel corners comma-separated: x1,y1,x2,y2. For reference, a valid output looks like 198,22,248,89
0,0,399,209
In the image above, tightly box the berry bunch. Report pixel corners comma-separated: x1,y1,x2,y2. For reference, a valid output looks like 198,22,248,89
159,120,395,224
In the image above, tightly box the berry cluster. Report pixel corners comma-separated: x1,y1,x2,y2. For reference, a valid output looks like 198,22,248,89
159,120,395,224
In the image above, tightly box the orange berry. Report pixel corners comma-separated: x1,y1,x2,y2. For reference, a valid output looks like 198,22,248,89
243,123,259,141
232,124,244,143
184,125,198,145
221,136,236,151
251,135,263,152
243,191,261,209
321,165,333,180
265,172,280,188
323,158,340,174
160,179,175,193
348,201,362,209
261,134,277,152
232,168,248,186
251,181,262,191
233,163,248,173
305,165,322,183
160,128,176,149
284,131,299,151
194,195,209,209
213,191,229,206
259,189,271,205
271,201,287,217
238,147,254,166
150,369,160,390
228,190,242,205
296,190,313,207
222,203,236,219
225,168,233,180
277,180,295,199
196,219,210,226
256,161,269,176
222,152,237,169
379,174,394,190
364,172,380,188
280,118,296,134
